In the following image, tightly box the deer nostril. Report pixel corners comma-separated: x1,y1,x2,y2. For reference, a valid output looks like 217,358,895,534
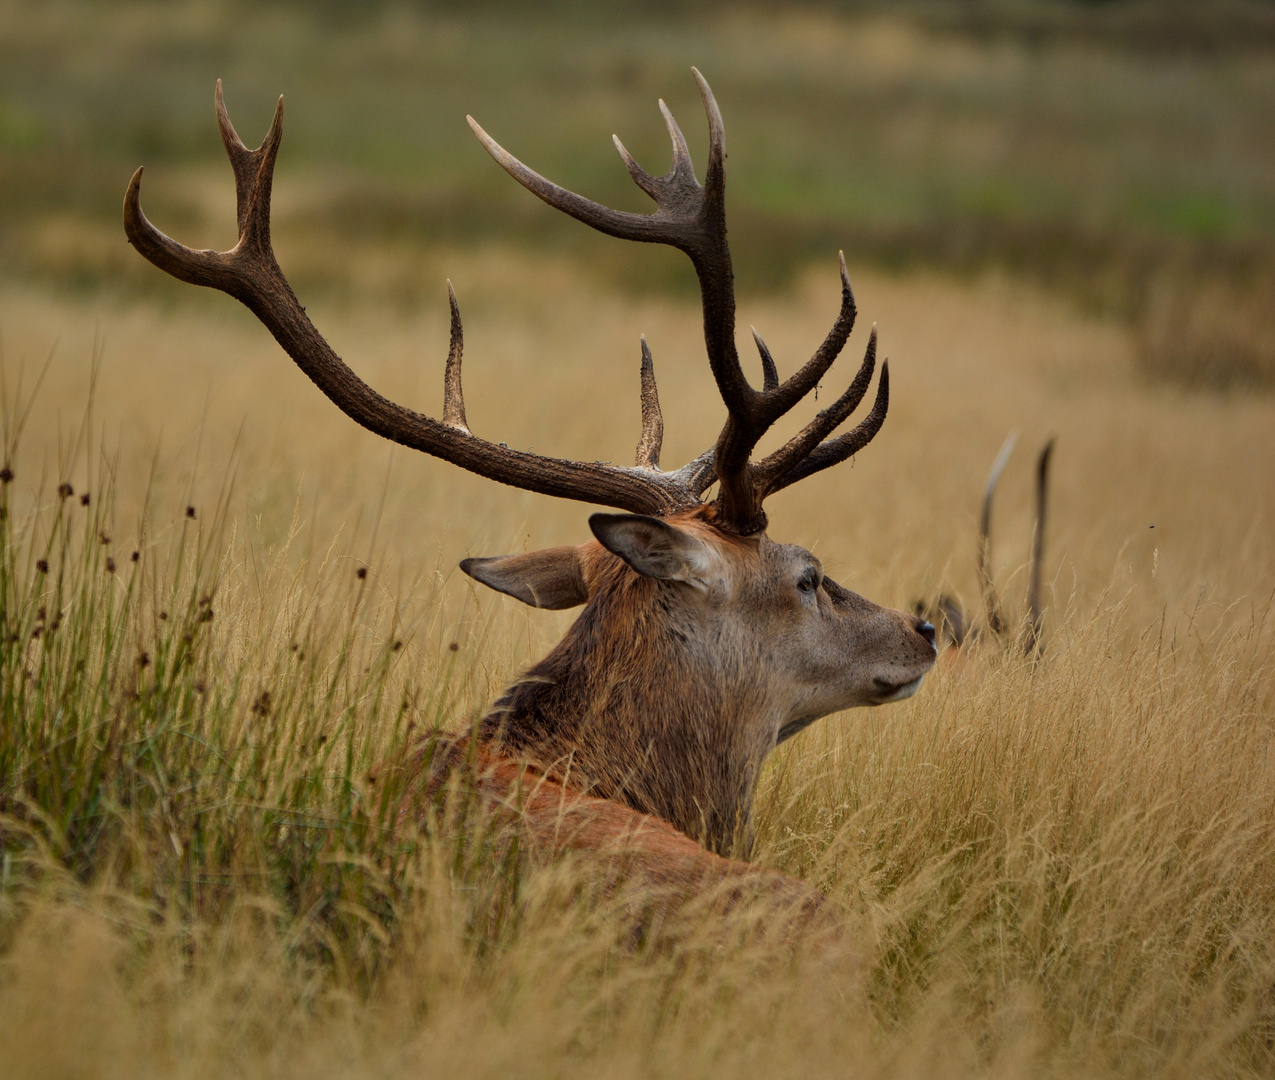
915,619,937,648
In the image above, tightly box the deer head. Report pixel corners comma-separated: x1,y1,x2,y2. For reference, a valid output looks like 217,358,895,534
123,72,937,855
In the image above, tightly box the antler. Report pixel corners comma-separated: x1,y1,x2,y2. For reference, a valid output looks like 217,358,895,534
1024,437,1055,656
123,82,703,517
470,69,888,534
979,431,1018,638
124,74,887,535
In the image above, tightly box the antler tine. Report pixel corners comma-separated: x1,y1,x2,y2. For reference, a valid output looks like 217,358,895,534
441,281,468,432
612,134,662,201
691,67,726,200
752,329,780,392
765,362,889,494
1024,437,1055,656
215,79,282,248
979,431,1017,638
635,337,664,469
126,83,696,519
124,168,228,291
468,114,696,248
659,98,696,177
754,326,877,495
612,99,696,201
761,252,857,419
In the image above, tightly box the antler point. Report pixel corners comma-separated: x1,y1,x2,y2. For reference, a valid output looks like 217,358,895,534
123,167,146,234
612,133,638,172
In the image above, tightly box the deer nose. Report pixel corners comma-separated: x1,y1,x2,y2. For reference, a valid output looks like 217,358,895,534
914,619,937,650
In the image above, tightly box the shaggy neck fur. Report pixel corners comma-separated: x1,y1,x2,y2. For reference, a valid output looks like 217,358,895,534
477,553,779,857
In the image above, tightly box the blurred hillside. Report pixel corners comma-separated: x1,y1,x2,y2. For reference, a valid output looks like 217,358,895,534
2,0,1274,386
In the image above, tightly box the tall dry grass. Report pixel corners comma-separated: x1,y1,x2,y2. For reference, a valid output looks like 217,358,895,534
2,254,1274,1077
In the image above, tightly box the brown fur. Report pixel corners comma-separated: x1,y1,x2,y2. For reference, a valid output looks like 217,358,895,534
393,505,937,923
469,508,936,855
396,735,838,939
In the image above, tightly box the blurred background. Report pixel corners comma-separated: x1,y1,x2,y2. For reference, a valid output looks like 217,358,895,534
4,0,1275,387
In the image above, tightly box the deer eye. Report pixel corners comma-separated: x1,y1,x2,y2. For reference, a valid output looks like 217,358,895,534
797,570,819,595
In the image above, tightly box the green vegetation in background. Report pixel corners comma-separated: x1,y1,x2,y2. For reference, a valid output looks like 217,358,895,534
2,0,1275,385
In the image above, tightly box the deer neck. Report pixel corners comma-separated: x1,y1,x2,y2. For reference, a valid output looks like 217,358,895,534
476,575,779,856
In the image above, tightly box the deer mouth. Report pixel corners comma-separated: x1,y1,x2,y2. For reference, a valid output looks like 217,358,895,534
870,675,925,705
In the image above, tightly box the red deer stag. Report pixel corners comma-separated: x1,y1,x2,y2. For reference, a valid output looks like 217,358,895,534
123,72,937,916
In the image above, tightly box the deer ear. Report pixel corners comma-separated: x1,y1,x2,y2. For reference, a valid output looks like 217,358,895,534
589,513,716,586
460,546,589,609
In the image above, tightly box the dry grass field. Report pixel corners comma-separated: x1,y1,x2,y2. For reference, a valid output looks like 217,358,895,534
3,3,1275,1078
3,248,1273,1077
